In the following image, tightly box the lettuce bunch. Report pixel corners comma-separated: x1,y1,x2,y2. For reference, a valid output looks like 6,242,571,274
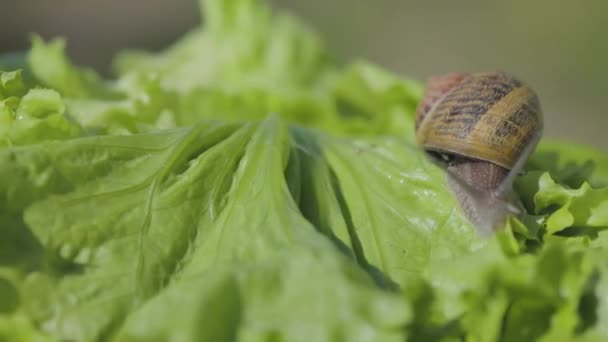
1,0,608,341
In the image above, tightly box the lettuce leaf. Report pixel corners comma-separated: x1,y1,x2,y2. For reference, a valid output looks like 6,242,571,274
113,0,421,135
0,70,82,146
1,0,608,340
0,118,475,340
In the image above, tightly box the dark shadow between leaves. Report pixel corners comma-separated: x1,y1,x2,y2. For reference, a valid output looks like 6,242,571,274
554,226,608,239
327,168,400,291
576,269,600,335
0,214,45,272
527,151,598,188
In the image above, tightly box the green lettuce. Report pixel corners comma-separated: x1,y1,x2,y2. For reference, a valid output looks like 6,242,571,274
0,70,82,147
1,0,608,341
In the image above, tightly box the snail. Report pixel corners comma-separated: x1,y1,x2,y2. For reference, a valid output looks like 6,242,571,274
415,71,543,235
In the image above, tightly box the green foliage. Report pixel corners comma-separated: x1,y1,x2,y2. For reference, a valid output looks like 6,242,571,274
1,0,608,340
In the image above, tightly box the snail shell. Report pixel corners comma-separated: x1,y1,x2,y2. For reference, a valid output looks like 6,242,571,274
415,71,543,234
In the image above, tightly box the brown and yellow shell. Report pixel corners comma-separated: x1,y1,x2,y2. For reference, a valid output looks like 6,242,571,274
415,72,543,170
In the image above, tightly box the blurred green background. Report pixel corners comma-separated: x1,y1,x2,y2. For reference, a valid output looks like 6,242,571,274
1,0,606,149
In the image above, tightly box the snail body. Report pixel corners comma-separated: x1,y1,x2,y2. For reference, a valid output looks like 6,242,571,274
415,71,543,234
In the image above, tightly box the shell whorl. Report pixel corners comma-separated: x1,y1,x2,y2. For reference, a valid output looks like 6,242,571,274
415,73,467,130
415,72,543,170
